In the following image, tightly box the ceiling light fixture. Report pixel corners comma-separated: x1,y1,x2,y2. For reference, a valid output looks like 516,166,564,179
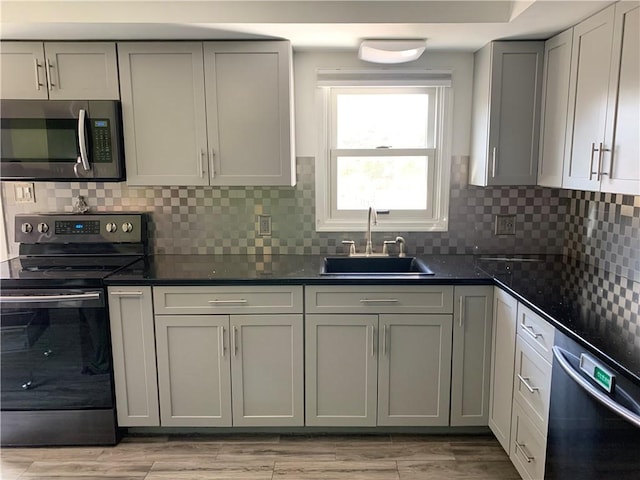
358,39,427,64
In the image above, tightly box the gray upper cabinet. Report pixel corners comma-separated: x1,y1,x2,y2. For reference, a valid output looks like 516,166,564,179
1,41,119,100
450,286,494,427
563,2,639,195
117,41,295,187
204,42,295,186
470,41,544,186
117,42,210,186
537,29,573,188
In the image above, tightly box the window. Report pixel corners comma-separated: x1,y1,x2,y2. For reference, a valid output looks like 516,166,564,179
315,71,452,232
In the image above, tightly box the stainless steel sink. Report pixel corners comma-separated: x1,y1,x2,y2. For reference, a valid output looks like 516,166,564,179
320,256,434,275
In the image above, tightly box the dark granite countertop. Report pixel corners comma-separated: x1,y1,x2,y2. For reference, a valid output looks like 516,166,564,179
106,253,640,384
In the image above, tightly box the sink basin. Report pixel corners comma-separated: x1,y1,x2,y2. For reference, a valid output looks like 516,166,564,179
321,256,434,275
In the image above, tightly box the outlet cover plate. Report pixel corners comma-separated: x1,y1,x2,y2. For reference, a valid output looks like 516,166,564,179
258,215,272,237
495,215,516,235
14,182,35,204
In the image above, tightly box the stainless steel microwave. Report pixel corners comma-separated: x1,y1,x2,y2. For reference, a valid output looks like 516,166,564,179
1,100,125,181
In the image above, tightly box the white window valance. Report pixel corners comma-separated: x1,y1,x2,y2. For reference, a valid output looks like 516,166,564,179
316,69,452,87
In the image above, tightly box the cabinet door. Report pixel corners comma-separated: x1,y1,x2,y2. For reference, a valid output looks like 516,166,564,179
44,42,119,100
107,286,159,427
204,41,295,186
602,2,640,195
155,315,232,426
563,5,615,191
489,288,518,454
118,42,210,186
538,29,573,188
378,314,452,426
305,314,378,426
450,286,493,426
230,314,304,427
488,42,544,185
0,42,48,99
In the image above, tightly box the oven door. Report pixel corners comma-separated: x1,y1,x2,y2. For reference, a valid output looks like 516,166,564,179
0,100,124,181
0,288,114,411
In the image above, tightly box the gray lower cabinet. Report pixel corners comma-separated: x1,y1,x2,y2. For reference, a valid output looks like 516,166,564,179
488,287,518,454
450,286,494,426
107,286,159,427
305,285,454,427
153,286,304,427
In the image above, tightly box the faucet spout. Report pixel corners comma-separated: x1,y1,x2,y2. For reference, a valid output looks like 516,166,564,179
365,207,378,255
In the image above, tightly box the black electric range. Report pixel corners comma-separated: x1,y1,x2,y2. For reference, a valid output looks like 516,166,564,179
0,213,147,446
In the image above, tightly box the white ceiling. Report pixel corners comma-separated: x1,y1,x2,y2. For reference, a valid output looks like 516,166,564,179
0,0,614,52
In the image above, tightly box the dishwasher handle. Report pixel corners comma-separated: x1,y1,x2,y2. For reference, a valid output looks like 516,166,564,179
552,346,640,428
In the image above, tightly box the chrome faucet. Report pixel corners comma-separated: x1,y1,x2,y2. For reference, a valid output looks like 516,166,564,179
365,206,378,255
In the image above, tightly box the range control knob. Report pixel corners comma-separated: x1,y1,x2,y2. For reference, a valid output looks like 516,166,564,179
105,222,117,233
37,223,49,233
121,222,133,233
21,223,33,234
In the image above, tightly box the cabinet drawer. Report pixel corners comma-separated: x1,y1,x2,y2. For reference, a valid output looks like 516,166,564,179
510,401,547,480
153,286,303,314
513,336,552,435
305,285,453,314
517,303,555,363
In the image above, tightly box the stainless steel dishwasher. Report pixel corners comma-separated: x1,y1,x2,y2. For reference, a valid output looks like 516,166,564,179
545,330,640,479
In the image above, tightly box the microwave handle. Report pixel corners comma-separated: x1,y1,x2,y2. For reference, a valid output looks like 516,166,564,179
76,109,91,172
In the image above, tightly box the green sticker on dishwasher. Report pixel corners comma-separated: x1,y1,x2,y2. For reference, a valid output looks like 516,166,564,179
594,366,612,391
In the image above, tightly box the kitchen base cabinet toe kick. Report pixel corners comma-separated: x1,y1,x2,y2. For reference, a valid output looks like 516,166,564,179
108,284,495,433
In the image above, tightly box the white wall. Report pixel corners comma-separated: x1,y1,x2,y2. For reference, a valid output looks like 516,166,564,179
293,50,474,158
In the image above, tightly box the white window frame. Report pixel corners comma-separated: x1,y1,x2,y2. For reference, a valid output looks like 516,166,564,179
315,79,452,232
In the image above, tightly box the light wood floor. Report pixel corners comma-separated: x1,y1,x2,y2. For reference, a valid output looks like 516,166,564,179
1,433,520,480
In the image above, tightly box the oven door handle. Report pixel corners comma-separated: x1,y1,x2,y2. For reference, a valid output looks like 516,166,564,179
553,346,640,428
0,292,101,303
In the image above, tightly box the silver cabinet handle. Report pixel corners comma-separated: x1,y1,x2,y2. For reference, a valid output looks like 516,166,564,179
220,326,226,358
110,291,143,296
370,325,375,357
76,109,91,172
382,324,387,356
199,150,206,178
46,58,55,90
589,142,599,180
459,296,465,328
360,299,399,304
515,442,535,463
553,346,640,428
517,374,539,393
210,150,215,178
597,142,611,179
491,147,497,178
0,292,100,303
34,58,44,90
232,326,238,356
521,323,542,340
208,299,247,304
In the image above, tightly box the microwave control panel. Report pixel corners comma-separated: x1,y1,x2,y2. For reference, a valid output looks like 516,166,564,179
91,119,112,163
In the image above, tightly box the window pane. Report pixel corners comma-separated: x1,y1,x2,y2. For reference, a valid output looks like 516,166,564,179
336,93,429,149
336,156,427,210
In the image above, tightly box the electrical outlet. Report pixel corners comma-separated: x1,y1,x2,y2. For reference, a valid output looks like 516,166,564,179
495,215,516,235
258,215,272,236
14,182,35,204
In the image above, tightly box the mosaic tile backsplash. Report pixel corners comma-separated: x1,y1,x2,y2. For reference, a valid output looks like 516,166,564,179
2,156,638,282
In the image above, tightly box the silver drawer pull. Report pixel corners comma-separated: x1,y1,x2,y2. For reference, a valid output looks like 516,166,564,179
522,323,542,340
515,442,535,463
208,299,248,304
518,374,539,394
110,291,143,296
359,299,399,304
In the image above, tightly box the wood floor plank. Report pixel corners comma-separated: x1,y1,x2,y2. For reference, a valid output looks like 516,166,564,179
397,460,520,479
147,460,275,479
450,443,511,462
167,434,280,444
216,443,336,462
336,442,455,462
273,461,400,480
95,442,220,462
0,448,105,462
0,460,32,480
21,460,151,477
